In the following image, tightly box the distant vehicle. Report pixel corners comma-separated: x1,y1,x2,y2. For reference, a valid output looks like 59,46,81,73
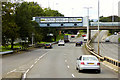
76,55,101,73
71,35,75,38
82,34,86,37
114,32,117,35
58,40,65,46
44,43,52,49
64,35,70,42
76,41,83,46
84,36,87,41
105,37,110,42
118,32,120,34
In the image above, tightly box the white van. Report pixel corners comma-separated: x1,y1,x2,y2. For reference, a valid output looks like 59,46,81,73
84,36,87,41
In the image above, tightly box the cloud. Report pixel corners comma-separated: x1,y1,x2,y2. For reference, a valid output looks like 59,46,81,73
25,0,120,19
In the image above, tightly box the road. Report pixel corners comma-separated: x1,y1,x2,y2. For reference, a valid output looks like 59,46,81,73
2,49,48,76
26,37,117,78
93,30,118,60
2,32,118,79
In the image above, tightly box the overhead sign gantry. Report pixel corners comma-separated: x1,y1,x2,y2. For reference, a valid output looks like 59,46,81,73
33,17,83,27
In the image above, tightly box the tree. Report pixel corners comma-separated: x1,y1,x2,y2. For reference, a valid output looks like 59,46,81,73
100,16,120,22
44,8,64,17
42,7,64,41
15,2,34,41
2,2,19,49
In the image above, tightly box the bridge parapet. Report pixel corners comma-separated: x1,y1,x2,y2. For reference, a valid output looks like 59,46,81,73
91,22,120,26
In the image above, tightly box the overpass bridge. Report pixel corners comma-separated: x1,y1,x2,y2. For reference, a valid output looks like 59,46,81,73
33,17,120,40
33,17,120,30
57,26,119,30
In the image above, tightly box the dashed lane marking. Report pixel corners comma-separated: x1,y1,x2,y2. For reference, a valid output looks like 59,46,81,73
72,74,75,78
22,52,49,80
67,66,70,68
65,60,67,62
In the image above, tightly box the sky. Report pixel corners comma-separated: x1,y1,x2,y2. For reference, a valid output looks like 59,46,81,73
24,0,120,19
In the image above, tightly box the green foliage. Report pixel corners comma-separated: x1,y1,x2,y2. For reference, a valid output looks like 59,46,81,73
56,34,64,41
2,1,64,50
100,16,120,22
44,8,64,17
2,2,20,49
118,38,120,43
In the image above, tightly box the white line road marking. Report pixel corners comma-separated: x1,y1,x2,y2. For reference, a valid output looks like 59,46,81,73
22,52,49,80
72,74,75,78
7,69,16,74
67,66,70,68
34,61,38,64
39,56,42,59
30,65,34,69
65,60,67,62
113,44,118,47
102,63,118,72
25,69,30,74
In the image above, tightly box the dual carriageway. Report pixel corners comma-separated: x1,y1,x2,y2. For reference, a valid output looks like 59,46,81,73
1,30,119,79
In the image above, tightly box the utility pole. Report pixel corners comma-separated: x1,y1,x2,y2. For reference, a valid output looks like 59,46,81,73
32,33,34,46
98,0,100,60
84,7,92,42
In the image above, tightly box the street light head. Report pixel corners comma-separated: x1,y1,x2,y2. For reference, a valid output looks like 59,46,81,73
83,7,92,9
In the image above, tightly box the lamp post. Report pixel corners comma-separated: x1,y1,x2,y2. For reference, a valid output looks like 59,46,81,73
84,7,92,42
32,33,35,46
98,0,100,60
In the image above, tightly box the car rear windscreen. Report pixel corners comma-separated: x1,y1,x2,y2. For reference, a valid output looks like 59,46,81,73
83,57,98,61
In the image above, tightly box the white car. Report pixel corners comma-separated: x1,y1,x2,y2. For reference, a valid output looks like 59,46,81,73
105,37,110,42
76,55,101,73
58,40,65,46
114,32,117,35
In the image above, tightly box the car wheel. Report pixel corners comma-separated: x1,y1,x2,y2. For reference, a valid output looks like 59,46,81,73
97,70,101,73
76,67,78,70
78,69,82,73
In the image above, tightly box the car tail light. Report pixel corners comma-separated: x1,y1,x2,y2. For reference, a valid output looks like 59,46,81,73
81,62,85,65
97,63,100,65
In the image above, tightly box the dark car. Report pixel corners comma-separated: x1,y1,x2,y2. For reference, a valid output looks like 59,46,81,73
76,41,83,46
44,43,52,49
71,35,75,38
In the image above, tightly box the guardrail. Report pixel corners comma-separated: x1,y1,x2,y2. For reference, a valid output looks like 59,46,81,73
104,56,120,67
85,32,120,67
85,40,104,61
0,51,13,55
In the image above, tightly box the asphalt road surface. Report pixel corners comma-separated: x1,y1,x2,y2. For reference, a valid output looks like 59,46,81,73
26,37,117,78
93,30,118,60
2,32,118,78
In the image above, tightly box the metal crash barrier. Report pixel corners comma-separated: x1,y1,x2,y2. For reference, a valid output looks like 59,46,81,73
104,56,120,67
85,32,120,67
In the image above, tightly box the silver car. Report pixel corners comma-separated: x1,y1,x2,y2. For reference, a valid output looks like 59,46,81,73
105,37,110,42
76,55,101,73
